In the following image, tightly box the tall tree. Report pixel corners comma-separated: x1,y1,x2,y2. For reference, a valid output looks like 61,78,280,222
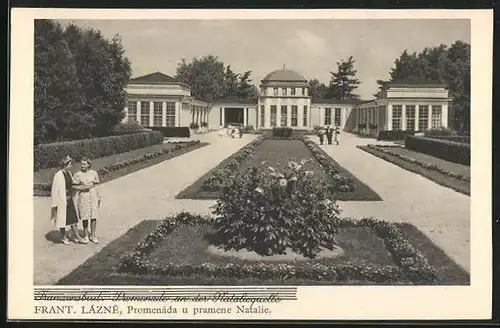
236,70,254,100
308,79,329,101
175,55,226,102
374,42,470,130
329,56,361,100
223,65,239,99
34,20,132,144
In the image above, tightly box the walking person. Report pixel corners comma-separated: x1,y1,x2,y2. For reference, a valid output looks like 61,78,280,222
73,158,102,244
334,125,341,145
317,126,326,145
326,126,333,145
50,156,86,244
238,126,243,138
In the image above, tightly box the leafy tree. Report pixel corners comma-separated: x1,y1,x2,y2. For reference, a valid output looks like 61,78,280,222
175,55,226,102
34,20,132,144
328,56,361,100
308,79,329,101
223,65,239,99
375,41,470,131
236,70,254,100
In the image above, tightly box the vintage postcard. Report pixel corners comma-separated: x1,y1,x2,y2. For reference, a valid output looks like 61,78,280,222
9,8,492,320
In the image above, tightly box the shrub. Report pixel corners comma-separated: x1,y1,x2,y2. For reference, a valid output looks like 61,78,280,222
190,122,200,130
149,127,191,138
405,135,470,166
210,161,343,259
111,120,149,136
34,131,163,171
200,122,208,128
272,127,293,138
241,125,255,133
377,130,416,141
302,138,356,193
423,127,457,137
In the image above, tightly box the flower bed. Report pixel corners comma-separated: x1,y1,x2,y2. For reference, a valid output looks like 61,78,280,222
117,212,440,284
357,145,470,196
367,145,470,182
34,141,204,196
201,137,265,191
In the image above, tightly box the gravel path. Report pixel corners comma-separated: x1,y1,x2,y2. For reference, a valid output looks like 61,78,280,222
33,132,257,284
33,131,470,284
309,133,470,273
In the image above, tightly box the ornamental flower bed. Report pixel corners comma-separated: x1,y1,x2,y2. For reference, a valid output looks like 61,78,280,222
202,137,265,191
301,138,356,193
117,212,440,284
118,162,438,284
34,140,203,195
366,144,470,182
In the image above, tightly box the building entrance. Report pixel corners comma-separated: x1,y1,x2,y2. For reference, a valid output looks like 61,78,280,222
224,107,244,126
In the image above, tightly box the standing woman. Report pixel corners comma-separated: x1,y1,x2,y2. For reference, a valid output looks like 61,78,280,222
50,156,86,244
317,126,326,145
73,157,102,244
334,125,341,145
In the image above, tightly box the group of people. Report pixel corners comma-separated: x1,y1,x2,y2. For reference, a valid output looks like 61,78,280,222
317,125,341,145
218,124,244,139
51,155,101,245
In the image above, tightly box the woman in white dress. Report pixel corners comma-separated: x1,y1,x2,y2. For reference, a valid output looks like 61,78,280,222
73,158,102,243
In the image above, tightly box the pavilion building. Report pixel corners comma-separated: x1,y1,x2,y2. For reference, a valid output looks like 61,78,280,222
123,69,452,136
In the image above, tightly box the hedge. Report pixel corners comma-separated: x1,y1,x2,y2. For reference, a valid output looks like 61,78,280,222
272,127,293,138
34,131,163,171
426,135,470,144
377,130,416,141
117,212,439,284
405,135,470,166
149,127,191,138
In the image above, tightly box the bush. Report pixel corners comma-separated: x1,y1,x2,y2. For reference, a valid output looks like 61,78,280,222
210,161,343,259
189,122,200,130
241,125,255,133
405,135,470,166
272,127,293,138
425,135,470,144
149,127,191,138
111,120,150,136
423,127,457,137
200,122,208,128
377,130,416,141
34,131,163,171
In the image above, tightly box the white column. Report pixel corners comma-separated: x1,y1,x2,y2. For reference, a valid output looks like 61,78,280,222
136,101,141,123
243,107,247,126
387,104,393,131
221,107,225,127
320,107,324,126
266,105,271,128
162,101,167,127
401,104,407,130
415,104,419,131
276,105,281,127
442,103,448,128
149,101,154,127
287,106,292,127
174,102,180,127
428,104,433,130
298,105,304,128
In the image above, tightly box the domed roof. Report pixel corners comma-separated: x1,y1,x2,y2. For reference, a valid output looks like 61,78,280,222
262,68,307,82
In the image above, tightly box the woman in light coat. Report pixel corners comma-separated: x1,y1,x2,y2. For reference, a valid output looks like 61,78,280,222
50,156,86,244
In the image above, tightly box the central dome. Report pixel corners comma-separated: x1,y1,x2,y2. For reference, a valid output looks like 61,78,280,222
262,68,307,82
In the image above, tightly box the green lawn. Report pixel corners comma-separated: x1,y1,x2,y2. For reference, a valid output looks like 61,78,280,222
34,142,208,196
56,218,469,286
358,145,470,196
176,138,381,201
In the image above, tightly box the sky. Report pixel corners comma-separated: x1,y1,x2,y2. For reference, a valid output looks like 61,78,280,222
58,19,470,100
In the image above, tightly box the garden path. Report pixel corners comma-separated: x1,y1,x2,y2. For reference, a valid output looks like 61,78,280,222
33,131,257,284
308,133,470,273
